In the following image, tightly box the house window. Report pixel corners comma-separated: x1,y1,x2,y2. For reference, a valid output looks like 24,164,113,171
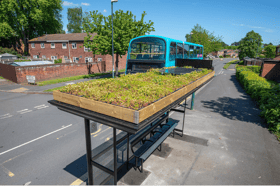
62,43,67,49
97,58,102,62
42,55,46,59
85,57,92,63
73,57,79,62
84,46,90,52
33,55,39,59
72,43,77,49
31,43,35,48
51,43,55,48
41,43,45,48
64,56,68,59
51,56,57,60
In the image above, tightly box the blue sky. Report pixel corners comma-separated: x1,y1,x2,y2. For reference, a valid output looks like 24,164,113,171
61,0,280,45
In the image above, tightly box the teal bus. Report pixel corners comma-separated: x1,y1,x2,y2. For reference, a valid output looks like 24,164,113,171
125,35,203,74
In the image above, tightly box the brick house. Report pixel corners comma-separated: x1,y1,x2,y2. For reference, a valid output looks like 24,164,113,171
217,49,239,57
28,33,128,71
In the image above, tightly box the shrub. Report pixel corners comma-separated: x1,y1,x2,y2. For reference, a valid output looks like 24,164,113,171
219,56,223,58
225,55,231,58
236,66,280,133
54,59,62,64
14,59,31,62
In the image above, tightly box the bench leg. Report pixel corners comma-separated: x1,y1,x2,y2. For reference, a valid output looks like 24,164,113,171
127,133,129,170
166,111,169,123
141,159,143,173
181,98,186,136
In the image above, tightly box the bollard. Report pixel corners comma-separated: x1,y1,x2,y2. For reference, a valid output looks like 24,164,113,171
191,92,195,110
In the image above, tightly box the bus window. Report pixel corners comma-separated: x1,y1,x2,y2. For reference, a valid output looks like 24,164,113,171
190,45,194,58
196,47,200,58
184,44,189,59
177,43,183,59
169,42,176,61
129,37,166,60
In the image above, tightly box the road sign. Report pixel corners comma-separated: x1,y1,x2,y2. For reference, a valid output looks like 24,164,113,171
26,75,35,84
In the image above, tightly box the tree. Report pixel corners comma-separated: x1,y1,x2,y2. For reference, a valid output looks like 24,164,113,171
83,10,155,76
67,7,83,33
231,42,240,46
0,0,63,54
264,45,276,58
185,24,223,57
238,30,263,59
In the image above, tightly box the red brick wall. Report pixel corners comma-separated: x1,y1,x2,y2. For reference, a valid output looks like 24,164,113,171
261,63,276,77
0,63,17,83
14,63,104,83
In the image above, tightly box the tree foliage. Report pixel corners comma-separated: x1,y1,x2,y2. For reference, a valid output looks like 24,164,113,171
0,0,63,54
67,7,83,33
185,24,223,57
238,30,263,59
83,10,155,76
264,45,276,58
225,46,238,50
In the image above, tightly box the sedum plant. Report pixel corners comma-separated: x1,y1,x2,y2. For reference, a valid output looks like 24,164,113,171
59,67,212,110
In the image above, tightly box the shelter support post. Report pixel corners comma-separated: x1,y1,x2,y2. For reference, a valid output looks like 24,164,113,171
84,118,94,185
191,92,195,110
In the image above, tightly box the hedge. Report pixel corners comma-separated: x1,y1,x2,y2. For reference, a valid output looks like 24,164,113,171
236,65,280,133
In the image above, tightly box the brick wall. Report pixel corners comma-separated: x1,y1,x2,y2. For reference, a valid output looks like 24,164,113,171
260,61,280,83
0,56,127,84
0,63,17,82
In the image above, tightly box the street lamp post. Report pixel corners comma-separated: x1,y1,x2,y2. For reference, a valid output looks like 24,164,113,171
190,32,193,42
111,0,118,78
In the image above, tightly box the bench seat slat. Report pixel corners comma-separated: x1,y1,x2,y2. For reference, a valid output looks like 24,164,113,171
140,121,178,160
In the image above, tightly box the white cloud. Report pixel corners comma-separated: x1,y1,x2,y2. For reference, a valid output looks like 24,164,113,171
265,29,274,33
103,9,107,13
63,1,79,6
81,2,90,6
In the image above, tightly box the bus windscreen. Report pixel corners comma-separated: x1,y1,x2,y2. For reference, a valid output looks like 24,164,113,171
129,37,166,60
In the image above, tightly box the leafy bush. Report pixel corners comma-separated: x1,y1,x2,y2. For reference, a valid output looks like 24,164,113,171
219,56,223,58
0,47,21,58
225,55,231,58
236,66,280,133
14,59,31,62
54,59,62,64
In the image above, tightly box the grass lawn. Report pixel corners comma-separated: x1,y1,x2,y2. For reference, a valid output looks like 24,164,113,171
38,69,126,86
223,59,239,69
43,69,126,92
0,76,4,79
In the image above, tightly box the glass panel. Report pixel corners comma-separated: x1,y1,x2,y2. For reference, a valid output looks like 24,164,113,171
129,37,166,60
190,45,194,58
177,43,183,59
169,42,176,61
184,44,189,59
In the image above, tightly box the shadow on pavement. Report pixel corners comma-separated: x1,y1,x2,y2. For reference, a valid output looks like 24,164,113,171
200,74,267,128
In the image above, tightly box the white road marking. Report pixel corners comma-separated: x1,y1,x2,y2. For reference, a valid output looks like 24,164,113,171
36,105,49,110
0,124,72,156
34,104,46,108
17,109,28,112
19,110,32,114
0,114,13,119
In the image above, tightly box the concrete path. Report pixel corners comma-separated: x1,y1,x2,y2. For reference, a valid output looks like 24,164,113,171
117,65,280,185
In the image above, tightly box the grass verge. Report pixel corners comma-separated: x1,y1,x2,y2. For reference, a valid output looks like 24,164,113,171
0,76,4,79
43,69,126,92
37,72,109,86
223,59,239,69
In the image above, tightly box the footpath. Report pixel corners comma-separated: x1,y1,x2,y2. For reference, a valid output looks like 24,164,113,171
105,65,280,185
